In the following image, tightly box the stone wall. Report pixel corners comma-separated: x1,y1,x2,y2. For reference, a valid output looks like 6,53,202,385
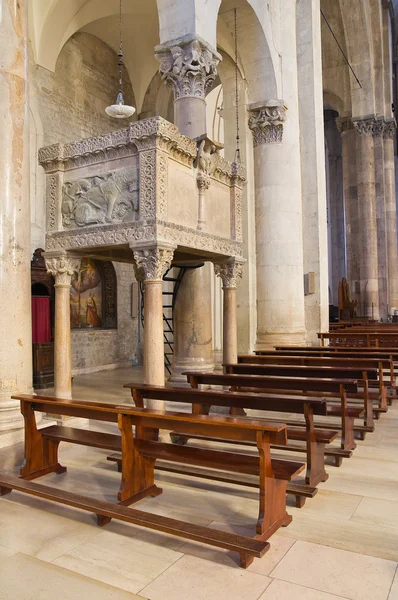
30,32,139,372
71,263,139,374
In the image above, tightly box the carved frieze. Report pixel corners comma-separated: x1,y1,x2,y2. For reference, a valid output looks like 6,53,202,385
353,117,376,136
62,167,139,229
248,101,288,147
133,246,175,281
214,260,244,289
44,253,81,286
155,38,221,100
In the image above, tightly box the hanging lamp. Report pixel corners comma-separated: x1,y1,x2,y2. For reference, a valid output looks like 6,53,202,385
233,7,241,165
105,0,135,119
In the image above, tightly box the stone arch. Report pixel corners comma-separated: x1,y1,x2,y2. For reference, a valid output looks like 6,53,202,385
140,72,174,122
217,0,278,103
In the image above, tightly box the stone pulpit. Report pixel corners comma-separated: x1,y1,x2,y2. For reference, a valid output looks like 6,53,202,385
38,117,245,400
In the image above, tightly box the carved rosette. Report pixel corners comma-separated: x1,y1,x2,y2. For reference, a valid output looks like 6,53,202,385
248,101,287,147
384,119,396,140
214,261,244,289
45,254,80,286
133,246,174,281
155,38,221,100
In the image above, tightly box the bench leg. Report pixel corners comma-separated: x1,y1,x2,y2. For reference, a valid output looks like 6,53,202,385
341,416,356,451
295,496,306,508
20,403,66,480
0,487,11,497
334,456,343,467
117,415,163,505
305,442,328,486
256,432,292,538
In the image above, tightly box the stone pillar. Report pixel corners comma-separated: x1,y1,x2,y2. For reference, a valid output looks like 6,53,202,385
214,261,244,365
156,38,220,379
169,263,214,383
248,101,307,348
133,245,174,407
0,0,32,439
339,118,360,306
373,119,388,320
353,118,379,319
155,38,221,140
45,254,80,399
384,120,398,315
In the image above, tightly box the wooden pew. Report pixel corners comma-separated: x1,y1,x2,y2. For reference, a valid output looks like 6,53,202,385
237,355,388,414
318,331,398,347
6,393,301,568
124,380,332,492
223,363,374,432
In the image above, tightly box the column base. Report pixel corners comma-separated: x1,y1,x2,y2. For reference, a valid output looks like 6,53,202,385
168,357,215,387
255,330,308,350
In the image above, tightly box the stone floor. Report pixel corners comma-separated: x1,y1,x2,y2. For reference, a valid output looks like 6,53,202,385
1,367,398,599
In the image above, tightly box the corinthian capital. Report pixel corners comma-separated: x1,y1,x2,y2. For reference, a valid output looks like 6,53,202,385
44,252,80,285
132,245,175,281
214,259,244,289
155,37,221,101
248,100,287,147
353,117,377,136
383,119,396,140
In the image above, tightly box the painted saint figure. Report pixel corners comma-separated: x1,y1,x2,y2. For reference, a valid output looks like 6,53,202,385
86,291,102,327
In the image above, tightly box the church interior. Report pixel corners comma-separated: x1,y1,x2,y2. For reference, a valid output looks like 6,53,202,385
1,0,398,598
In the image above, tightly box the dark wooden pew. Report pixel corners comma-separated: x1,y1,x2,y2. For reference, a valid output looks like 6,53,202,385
223,363,374,431
6,393,301,568
237,355,389,414
318,331,398,347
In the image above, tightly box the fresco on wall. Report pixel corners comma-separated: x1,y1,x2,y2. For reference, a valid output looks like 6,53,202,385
70,258,103,328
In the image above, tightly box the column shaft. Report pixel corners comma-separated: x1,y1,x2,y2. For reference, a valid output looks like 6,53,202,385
54,284,73,398
384,127,398,312
144,281,165,385
354,120,379,318
374,132,388,320
223,288,237,364
0,0,31,436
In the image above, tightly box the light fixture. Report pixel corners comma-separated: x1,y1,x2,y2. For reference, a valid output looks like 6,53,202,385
105,0,135,119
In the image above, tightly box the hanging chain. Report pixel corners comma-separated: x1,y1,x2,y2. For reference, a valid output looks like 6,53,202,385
118,0,124,97
234,8,241,164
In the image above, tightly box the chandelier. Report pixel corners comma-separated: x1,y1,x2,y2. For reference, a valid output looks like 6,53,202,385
105,0,136,119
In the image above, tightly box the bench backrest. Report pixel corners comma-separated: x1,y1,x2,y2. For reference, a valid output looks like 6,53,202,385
116,405,288,444
124,383,329,415
223,363,374,382
237,354,390,369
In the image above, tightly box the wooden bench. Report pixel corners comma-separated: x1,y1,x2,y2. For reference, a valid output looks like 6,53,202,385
178,372,356,461
318,331,398,348
223,363,372,433
124,380,334,497
237,355,389,415
8,393,300,568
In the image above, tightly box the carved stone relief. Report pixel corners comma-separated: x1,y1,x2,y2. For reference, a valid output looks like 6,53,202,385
384,119,396,140
133,246,175,281
155,38,221,100
62,167,139,229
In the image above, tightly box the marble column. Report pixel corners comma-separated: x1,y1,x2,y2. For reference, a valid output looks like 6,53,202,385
373,119,388,320
214,261,244,365
0,0,32,439
133,245,174,408
383,120,398,314
45,254,80,399
338,118,360,306
353,117,379,319
248,102,307,348
156,38,219,380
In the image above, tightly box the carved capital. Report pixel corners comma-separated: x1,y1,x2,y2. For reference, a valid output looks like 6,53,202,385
214,260,244,289
353,117,377,136
383,119,396,140
336,117,355,133
155,38,221,101
248,100,287,147
197,172,211,192
44,252,80,286
133,245,174,281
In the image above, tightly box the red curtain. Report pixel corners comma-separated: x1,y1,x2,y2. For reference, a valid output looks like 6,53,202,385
32,297,51,343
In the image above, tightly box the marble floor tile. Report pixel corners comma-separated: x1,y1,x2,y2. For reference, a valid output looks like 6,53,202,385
141,554,271,600
53,530,183,594
258,579,350,600
0,493,101,561
388,567,398,600
0,552,147,600
351,497,398,531
270,540,397,600
0,542,17,559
